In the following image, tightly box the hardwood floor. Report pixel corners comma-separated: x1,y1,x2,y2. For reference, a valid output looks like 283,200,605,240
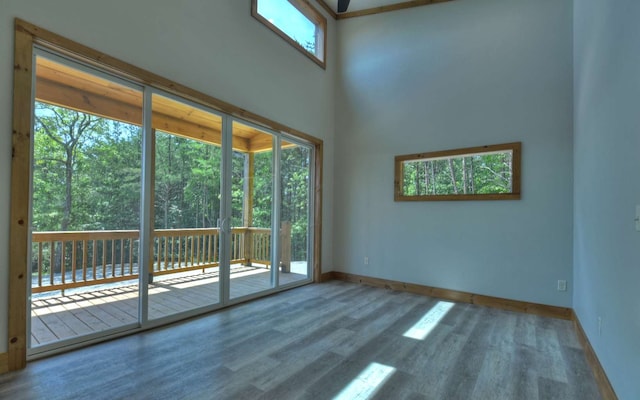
1,281,601,399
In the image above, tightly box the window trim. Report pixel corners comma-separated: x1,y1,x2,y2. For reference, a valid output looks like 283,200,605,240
394,142,522,201
251,0,327,69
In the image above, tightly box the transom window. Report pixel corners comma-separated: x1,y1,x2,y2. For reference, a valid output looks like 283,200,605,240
252,0,327,68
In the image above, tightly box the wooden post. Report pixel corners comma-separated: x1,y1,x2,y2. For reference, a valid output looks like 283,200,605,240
8,23,34,371
243,229,253,266
280,221,292,273
243,152,254,266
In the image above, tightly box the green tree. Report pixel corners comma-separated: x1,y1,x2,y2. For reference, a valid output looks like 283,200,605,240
33,102,108,231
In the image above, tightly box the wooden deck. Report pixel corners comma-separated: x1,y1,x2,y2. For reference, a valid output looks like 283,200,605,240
31,265,308,347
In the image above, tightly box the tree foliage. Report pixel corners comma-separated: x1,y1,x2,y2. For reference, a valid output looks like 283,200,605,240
154,132,222,229
402,152,513,196
33,103,141,231
33,102,311,262
280,146,310,260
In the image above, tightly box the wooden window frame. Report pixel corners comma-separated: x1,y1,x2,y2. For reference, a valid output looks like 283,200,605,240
394,142,521,201
8,18,324,371
251,0,327,69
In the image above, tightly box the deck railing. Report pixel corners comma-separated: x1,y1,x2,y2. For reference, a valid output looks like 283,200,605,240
31,225,291,294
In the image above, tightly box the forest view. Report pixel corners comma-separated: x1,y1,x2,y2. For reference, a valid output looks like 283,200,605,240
33,101,311,262
402,151,514,196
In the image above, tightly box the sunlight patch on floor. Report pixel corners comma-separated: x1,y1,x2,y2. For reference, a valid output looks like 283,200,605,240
333,362,396,400
147,286,171,294
403,301,455,340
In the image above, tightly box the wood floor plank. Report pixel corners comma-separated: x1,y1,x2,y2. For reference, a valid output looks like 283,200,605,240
253,328,354,392
370,370,422,400
0,281,603,400
538,376,572,400
63,295,123,328
59,302,110,333
330,297,428,357
34,308,78,340
535,325,570,384
29,318,56,345
560,345,602,400
470,347,516,399
79,292,138,324
256,352,345,400
513,346,541,399
204,356,281,398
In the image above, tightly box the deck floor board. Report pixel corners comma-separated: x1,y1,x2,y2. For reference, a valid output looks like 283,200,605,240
30,265,308,346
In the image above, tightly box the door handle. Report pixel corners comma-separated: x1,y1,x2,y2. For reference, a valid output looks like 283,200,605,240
220,217,230,234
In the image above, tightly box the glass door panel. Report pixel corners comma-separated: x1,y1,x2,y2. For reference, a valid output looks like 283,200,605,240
148,93,223,319
229,121,275,299
278,141,312,285
30,54,143,349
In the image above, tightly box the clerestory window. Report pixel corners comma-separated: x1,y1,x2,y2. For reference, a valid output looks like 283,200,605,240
252,0,327,68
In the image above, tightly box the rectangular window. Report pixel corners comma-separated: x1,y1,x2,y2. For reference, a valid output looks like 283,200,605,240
252,0,327,68
394,142,521,201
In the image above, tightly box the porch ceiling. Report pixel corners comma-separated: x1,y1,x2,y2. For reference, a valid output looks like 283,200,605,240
35,56,280,153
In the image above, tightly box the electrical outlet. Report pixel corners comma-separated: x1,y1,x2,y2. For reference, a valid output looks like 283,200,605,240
364,257,369,265
557,280,567,291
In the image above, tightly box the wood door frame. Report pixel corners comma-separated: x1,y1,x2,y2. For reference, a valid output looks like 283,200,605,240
8,18,324,371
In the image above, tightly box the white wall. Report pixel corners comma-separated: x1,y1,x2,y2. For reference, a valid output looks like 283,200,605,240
573,0,640,398
0,0,336,353
334,0,574,306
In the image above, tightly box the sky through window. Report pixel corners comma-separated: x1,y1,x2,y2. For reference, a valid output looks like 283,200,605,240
256,0,318,53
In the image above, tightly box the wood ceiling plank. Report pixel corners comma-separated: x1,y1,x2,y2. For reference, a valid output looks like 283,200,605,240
36,78,251,151
152,94,223,131
37,58,142,106
36,77,143,124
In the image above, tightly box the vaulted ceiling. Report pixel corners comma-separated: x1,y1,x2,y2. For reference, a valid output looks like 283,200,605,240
323,0,411,13
318,0,451,19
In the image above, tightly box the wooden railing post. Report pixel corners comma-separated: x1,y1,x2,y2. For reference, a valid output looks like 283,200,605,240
280,221,292,273
243,228,253,266
149,234,155,284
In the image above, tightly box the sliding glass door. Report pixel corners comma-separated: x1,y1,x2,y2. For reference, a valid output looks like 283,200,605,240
28,48,315,355
147,93,223,321
228,121,276,300
227,123,315,299
279,139,313,285
30,52,144,349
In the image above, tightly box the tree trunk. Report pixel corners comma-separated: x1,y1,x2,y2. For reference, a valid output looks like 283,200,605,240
431,162,436,194
462,158,468,194
62,149,73,231
506,153,513,191
469,157,476,193
424,161,429,195
202,182,207,228
448,159,458,194
163,194,169,229
414,163,420,195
